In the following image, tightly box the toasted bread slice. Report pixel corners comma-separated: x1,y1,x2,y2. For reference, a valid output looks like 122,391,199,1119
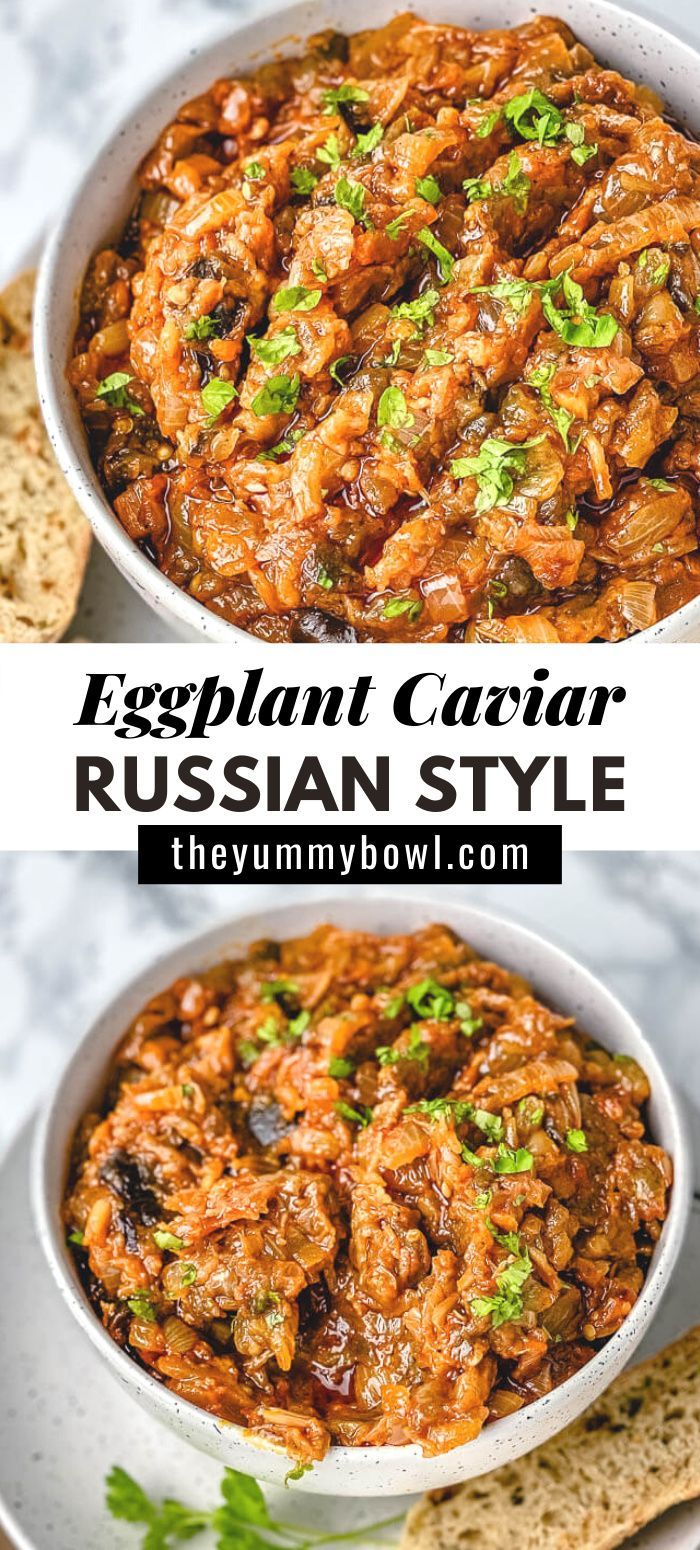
401,1325,700,1550
0,269,90,641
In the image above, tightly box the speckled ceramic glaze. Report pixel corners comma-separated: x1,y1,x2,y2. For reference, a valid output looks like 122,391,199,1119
32,0,700,645
31,893,692,1497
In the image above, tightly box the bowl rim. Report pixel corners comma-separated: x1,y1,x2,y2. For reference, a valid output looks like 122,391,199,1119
31,889,693,1488
32,0,700,645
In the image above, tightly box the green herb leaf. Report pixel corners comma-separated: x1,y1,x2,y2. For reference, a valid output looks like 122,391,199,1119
291,166,319,194
311,257,328,281
201,377,237,424
377,385,414,430
180,1264,198,1287
285,1461,314,1485
504,88,564,145
382,596,422,620
244,161,266,181
386,210,412,239
493,1143,534,1174
424,347,453,365
316,563,335,590
323,83,370,115
153,1230,185,1252
417,226,454,283
647,477,674,491
288,1009,311,1039
184,314,221,341
256,428,304,462
542,270,619,347
475,107,501,138
406,977,455,1020
391,287,440,329
381,992,405,1018
335,1100,373,1128
463,174,493,202
565,508,579,531
450,435,542,513
352,123,384,158
68,1228,85,1245
527,361,575,449
261,978,299,1003
376,1024,429,1068
317,133,342,169
334,175,372,228
329,1055,355,1078
472,1249,532,1327
566,1128,588,1153
499,151,530,213
250,373,300,417
565,122,597,164
95,371,144,416
248,326,300,366
469,277,539,318
127,1293,157,1322
273,285,322,314
415,174,441,205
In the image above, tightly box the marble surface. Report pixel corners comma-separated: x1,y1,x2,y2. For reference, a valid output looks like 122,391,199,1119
1,854,700,1153
1,0,700,287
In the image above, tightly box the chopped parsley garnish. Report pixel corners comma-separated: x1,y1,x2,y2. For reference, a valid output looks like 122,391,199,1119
317,133,342,169
417,226,454,283
463,174,493,203
468,277,538,317
518,1096,544,1126
353,123,384,157
68,1228,84,1245
493,1143,534,1174
316,563,335,590
541,270,619,347
334,175,372,228
504,88,564,145
200,377,237,424
273,284,322,314
377,385,414,430
565,508,579,531
565,121,597,164
95,371,143,416
415,174,441,204
383,597,423,621
153,1229,185,1252
648,477,674,491
244,161,266,181
329,1055,355,1078
106,1463,400,1546
391,287,440,330
288,1010,311,1039
694,296,700,315
256,428,305,461
311,257,328,281
566,1128,589,1153
456,999,483,1036
184,314,220,341
424,347,453,365
291,166,319,194
467,1107,505,1142
127,1293,157,1322
248,326,300,366
471,1249,532,1327
376,1024,429,1068
406,977,455,1020
499,151,531,212
323,83,370,114
450,435,543,513
475,107,501,138
382,340,402,367
527,361,575,449
180,1265,198,1287
386,210,412,239
335,1100,373,1128
250,373,301,417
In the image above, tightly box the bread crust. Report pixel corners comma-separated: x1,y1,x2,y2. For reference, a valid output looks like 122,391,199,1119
0,269,91,642
401,1324,700,1550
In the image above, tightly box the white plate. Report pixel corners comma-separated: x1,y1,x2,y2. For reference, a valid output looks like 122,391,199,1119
1,1116,699,1550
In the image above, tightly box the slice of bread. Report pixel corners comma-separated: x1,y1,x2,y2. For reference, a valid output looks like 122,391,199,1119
0,269,91,641
401,1325,700,1550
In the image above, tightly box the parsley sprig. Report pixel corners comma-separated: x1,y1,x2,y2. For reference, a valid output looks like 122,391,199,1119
106,1464,401,1550
450,436,543,513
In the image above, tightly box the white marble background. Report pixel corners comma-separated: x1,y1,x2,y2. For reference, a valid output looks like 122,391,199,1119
1,854,699,1153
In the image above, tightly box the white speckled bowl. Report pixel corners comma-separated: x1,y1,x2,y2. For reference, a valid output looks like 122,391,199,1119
33,0,700,643
32,892,691,1496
